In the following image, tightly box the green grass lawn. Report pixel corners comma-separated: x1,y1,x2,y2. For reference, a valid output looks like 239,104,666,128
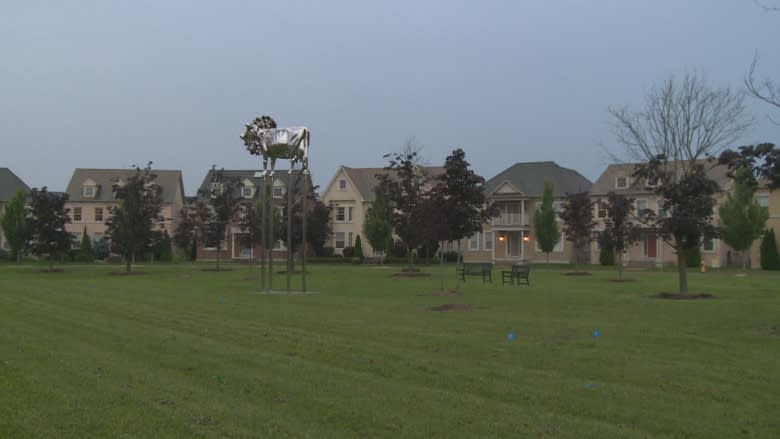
1,262,778,438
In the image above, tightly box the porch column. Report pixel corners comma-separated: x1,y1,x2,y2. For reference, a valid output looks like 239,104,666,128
491,229,496,263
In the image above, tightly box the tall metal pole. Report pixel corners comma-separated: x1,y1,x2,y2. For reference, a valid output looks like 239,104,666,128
286,167,294,292
302,168,308,292
267,170,274,292
260,169,267,291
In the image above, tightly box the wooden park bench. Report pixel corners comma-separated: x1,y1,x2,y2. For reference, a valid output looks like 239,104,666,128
502,265,531,286
457,262,493,283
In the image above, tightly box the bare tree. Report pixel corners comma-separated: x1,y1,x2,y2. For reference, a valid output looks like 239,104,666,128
610,73,751,294
746,55,780,124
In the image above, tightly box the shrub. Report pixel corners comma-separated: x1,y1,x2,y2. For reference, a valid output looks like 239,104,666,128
342,246,355,258
685,246,701,268
760,228,780,270
93,236,110,260
599,246,615,266
389,240,407,258
0,249,9,260
441,251,459,263
351,257,362,264
319,246,335,257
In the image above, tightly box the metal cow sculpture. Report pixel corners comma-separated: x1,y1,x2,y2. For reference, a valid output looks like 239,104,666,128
241,116,310,175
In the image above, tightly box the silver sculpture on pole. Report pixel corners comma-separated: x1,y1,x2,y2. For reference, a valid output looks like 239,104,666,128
241,116,310,292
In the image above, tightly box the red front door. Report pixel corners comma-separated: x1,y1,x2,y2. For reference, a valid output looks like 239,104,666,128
646,236,657,258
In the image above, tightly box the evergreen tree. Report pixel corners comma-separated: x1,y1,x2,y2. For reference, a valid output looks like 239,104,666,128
534,181,560,263
1,189,28,263
760,228,780,270
354,234,364,262
79,226,93,262
719,166,769,269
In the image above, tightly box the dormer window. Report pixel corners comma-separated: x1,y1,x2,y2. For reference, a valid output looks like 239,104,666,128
242,186,253,198
645,176,658,188
339,179,347,189
83,185,96,197
615,175,628,189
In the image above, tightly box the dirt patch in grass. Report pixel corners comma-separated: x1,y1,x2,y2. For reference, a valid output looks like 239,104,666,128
38,268,64,273
200,268,233,272
755,326,780,337
652,292,714,300
108,271,148,276
428,303,477,312
421,290,459,296
393,272,432,278
565,271,592,276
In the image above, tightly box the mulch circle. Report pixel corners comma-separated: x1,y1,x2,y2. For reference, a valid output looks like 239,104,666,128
652,292,714,300
428,303,477,312
108,271,148,276
420,290,458,296
392,272,432,278
200,268,233,272
401,267,421,273
38,268,64,273
564,271,592,276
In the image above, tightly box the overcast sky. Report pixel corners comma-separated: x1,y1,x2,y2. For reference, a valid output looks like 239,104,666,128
2,0,779,195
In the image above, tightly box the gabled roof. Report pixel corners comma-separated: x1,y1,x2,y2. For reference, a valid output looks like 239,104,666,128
327,166,445,202
483,161,592,197
65,168,184,204
590,161,732,196
194,169,311,203
0,168,31,202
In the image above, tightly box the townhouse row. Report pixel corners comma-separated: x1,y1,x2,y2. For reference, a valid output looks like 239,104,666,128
2,161,779,268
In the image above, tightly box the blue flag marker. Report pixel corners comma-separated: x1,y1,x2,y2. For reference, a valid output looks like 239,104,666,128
593,329,601,338
507,330,516,342
585,383,595,389
219,299,224,304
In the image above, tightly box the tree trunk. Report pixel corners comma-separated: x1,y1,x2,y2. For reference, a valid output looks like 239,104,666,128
407,245,413,269
455,240,462,295
439,240,445,291
16,252,21,264
126,252,131,273
617,251,623,280
216,246,221,272
676,250,688,294
546,252,550,264
741,251,747,271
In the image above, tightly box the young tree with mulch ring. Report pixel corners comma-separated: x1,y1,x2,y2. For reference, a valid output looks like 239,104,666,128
105,164,164,273
534,181,560,264
599,191,641,281
718,166,768,270
1,189,29,263
559,191,596,270
201,167,241,272
28,187,72,271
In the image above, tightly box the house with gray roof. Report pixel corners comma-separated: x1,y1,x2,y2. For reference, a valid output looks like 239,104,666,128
589,161,749,268
321,165,444,256
193,168,314,262
462,161,592,264
0,168,31,251
63,168,186,249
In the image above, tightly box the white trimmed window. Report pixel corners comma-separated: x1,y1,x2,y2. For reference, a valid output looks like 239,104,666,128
273,186,283,199
335,232,345,249
596,202,607,219
636,199,648,219
242,186,253,198
468,233,480,250
339,179,347,189
616,175,628,189
758,194,769,208
348,232,353,247
335,207,345,222
94,207,103,222
348,207,353,222
83,185,96,197
484,231,493,250
702,237,716,253
73,207,82,221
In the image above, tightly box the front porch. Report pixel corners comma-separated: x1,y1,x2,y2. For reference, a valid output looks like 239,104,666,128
491,229,530,264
